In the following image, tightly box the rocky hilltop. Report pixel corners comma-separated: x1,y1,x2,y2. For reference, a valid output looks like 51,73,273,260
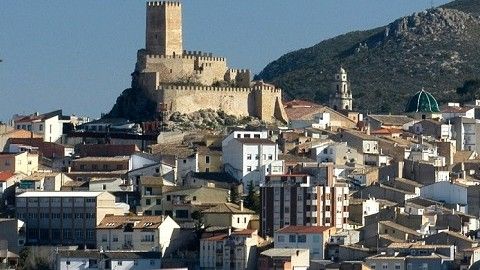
258,0,480,113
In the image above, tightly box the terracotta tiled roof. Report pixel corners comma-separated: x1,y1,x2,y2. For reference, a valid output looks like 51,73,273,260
284,99,322,108
231,229,256,236
276,225,333,234
236,138,275,145
441,106,471,113
97,215,165,229
0,171,14,182
371,128,403,135
202,234,228,241
202,203,255,214
453,151,476,164
367,115,413,126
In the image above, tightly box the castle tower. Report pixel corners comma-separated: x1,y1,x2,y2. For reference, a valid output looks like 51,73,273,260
330,67,353,111
145,1,183,56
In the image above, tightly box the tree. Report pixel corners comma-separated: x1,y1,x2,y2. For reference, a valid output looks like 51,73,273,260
244,180,260,214
230,186,240,203
456,79,480,102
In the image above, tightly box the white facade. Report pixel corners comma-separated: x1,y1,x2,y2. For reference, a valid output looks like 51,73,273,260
97,216,179,256
221,130,268,149
200,230,259,270
56,252,161,270
223,138,279,192
311,113,331,130
274,230,331,260
420,182,467,208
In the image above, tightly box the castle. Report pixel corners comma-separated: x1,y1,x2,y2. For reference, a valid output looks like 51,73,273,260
132,1,288,122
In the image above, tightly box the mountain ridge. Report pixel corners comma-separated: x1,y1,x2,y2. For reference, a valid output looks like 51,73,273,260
258,0,480,113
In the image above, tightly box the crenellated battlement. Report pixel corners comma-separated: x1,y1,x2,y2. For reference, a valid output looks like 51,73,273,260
143,53,226,62
157,85,252,93
228,68,250,74
147,1,181,7
253,84,282,93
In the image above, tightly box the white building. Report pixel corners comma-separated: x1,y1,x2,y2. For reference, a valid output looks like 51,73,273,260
55,250,161,270
441,103,475,120
223,134,279,192
96,215,179,256
310,140,363,165
419,181,480,217
274,226,336,260
200,229,261,270
13,110,88,143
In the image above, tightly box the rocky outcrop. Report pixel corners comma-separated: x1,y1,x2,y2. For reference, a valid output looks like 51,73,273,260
258,3,480,113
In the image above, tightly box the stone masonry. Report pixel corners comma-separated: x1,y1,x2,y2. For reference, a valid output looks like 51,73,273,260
132,1,288,122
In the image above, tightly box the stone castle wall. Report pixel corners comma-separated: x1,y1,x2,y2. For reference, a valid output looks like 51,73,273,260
134,1,289,123
136,50,229,86
146,1,183,55
143,84,288,122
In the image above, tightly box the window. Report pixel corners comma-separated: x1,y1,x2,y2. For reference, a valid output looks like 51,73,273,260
382,263,388,269
116,165,123,170
92,164,98,170
370,264,375,270
63,229,72,240
268,154,273,160
146,199,151,205
255,155,259,160
150,260,155,266
183,159,187,164
75,229,83,240
326,206,330,211
80,165,85,170
205,156,210,164
192,196,197,201
66,261,70,265
278,235,285,242
156,199,161,205
421,263,428,270
263,154,266,160
247,166,252,172
102,234,107,242
39,124,43,131
395,264,401,270
118,261,123,266
205,168,209,172
289,235,296,243
102,184,106,190
323,148,328,154
166,195,171,201
325,217,331,224
113,235,118,242
247,154,252,160
86,230,95,240
103,164,108,170
297,235,307,243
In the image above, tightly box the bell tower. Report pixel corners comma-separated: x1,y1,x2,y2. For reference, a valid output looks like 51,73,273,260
145,1,183,56
330,67,352,111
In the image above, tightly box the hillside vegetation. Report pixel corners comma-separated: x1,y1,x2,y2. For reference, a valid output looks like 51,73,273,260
258,0,480,113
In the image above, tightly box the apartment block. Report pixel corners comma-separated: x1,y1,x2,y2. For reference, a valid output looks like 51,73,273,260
15,191,127,247
260,171,349,237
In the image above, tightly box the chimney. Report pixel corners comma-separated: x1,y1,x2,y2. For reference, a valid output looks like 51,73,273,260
240,200,244,211
228,227,232,236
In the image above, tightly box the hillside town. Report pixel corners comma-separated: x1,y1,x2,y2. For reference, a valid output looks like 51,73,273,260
3,1,480,270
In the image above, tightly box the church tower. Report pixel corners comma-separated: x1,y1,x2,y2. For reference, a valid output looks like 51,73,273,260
330,67,352,111
145,1,183,56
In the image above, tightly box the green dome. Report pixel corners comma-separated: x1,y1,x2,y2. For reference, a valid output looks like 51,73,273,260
405,89,440,113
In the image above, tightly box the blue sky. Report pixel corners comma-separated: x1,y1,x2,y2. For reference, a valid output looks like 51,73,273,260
0,0,452,121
